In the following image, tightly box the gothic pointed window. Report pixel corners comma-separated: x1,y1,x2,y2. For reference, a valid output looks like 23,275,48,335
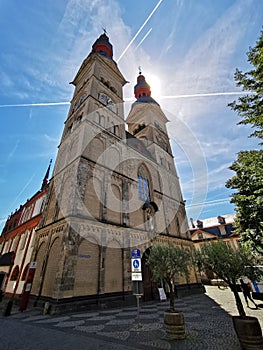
138,166,151,202
10,265,19,281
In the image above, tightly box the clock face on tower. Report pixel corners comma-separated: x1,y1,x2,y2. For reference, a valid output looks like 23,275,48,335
99,92,115,111
74,94,87,111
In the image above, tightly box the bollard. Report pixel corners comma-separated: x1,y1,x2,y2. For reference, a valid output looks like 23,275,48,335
4,300,13,317
43,301,50,315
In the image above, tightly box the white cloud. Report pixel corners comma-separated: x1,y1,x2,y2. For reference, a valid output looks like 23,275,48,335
160,0,254,121
44,133,60,143
0,70,13,88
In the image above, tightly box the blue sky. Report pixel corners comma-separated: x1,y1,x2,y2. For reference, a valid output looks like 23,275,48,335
0,0,262,231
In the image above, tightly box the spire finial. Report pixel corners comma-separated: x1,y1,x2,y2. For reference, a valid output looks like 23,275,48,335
102,27,107,35
138,66,142,75
41,159,52,191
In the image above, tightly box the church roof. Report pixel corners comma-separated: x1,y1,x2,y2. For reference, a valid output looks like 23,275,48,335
190,222,236,239
132,96,159,106
92,32,113,59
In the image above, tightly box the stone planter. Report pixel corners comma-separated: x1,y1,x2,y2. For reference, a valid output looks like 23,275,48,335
232,315,263,349
164,310,185,340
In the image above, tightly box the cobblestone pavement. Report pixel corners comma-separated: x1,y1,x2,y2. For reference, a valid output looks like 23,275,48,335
1,286,262,349
205,285,263,329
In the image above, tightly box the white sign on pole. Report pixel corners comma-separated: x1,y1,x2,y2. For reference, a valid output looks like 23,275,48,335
131,258,141,273
132,273,142,281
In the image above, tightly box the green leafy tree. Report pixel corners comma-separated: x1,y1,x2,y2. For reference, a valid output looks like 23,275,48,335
226,150,263,254
227,30,263,254
146,244,190,311
228,30,263,142
193,240,262,317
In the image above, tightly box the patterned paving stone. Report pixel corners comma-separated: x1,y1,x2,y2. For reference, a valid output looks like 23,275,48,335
140,339,171,349
88,315,114,322
130,322,163,331
137,313,161,320
122,307,138,312
100,309,120,315
55,320,85,328
34,316,70,323
143,304,158,309
140,308,157,313
183,312,201,318
75,324,105,333
22,315,50,322
116,311,138,317
97,331,130,341
71,312,100,318
106,318,135,325
1,287,243,349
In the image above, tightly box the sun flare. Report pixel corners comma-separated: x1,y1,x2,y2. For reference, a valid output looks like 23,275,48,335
146,73,162,101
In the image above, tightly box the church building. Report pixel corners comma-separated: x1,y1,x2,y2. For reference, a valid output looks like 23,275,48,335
30,33,202,312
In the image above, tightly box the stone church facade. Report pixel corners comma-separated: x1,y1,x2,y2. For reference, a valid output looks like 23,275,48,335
30,33,202,312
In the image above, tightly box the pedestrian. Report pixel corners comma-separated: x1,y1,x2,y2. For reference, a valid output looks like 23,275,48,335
240,279,258,308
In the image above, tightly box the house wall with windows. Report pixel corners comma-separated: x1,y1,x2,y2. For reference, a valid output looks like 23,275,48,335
190,214,240,282
190,214,239,248
0,188,48,297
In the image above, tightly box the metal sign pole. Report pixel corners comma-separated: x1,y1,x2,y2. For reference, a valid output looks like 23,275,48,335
136,293,140,321
131,248,143,325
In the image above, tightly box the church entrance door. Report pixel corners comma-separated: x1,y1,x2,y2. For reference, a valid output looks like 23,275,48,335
142,247,158,301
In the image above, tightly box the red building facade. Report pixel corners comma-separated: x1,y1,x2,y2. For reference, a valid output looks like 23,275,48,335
0,163,51,303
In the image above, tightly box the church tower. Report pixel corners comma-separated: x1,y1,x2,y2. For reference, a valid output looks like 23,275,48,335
126,71,175,172
126,71,186,238
30,33,202,312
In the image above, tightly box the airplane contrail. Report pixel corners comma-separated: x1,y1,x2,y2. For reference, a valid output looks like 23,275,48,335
135,28,153,50
124,90,248,102
116,0,163,63
9,174,36,212
0,102,70,108
0,91,248,108
186,198,230,209
160,91,248,99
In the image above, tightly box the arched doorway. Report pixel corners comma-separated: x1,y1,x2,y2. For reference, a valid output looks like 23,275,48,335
142,247,158,301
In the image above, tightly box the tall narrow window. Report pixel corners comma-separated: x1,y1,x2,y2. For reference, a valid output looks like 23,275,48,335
10,266,19,281
138,167,151,202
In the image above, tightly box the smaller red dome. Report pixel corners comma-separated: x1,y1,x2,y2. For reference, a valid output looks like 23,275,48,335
134,74,151,99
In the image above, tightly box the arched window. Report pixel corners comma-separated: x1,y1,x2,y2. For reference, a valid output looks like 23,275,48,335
21,263,29,281
10,266,19,281
20,231,28,250
138,166,151,202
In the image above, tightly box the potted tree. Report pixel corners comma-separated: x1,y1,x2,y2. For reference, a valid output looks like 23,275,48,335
146,243,190,340
193,240,263,349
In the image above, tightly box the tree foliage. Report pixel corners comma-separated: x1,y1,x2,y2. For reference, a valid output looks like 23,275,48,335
227,30,263,254
193,240,262,317
226,150,263,254
228,30,263,142
146,244,190,311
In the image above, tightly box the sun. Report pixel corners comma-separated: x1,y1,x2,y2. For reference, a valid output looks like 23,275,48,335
146,73,162,101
